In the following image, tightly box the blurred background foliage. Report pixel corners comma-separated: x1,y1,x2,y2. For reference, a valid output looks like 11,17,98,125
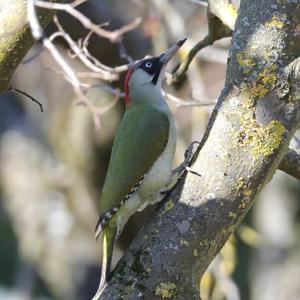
0,0,299,299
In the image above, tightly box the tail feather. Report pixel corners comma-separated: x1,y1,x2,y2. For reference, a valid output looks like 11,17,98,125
92,228,116,300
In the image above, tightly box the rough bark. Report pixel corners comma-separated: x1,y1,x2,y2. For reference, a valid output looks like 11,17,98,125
279,148,300,180
99,1,300,299
0,0,66,92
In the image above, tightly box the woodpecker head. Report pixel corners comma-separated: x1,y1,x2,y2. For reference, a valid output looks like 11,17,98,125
125,38,187,106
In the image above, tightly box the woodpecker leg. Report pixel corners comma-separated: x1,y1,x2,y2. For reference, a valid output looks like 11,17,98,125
160,187,170,195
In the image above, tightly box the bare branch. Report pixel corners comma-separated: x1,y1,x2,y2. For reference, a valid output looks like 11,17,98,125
27,0,124,128
35,0,142,43
169,0,236,84
9,86,44,112
279,148,300,181
208,0,237,31
292,135,300,148
188,0,208,7
118,41,134,63
52,16,119,81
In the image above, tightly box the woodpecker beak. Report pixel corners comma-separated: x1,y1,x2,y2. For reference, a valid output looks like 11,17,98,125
159,38,187,64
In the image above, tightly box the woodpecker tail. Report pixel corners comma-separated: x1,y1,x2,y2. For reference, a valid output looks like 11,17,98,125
92,227,116,300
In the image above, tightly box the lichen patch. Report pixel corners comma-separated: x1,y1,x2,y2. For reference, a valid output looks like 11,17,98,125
155,282,177,299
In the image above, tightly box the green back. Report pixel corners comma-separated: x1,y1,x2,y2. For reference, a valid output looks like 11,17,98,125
99,104,170,213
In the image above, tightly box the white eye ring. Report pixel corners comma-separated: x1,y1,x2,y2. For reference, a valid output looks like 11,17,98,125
145,62,152,68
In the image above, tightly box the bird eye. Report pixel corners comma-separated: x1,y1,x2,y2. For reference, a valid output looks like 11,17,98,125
145,62,152,68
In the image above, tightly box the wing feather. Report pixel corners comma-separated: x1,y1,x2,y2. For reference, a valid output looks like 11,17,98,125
99,106,170,213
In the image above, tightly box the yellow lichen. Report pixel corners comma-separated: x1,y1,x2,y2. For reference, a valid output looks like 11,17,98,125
180,240,189,246
155,282,177,299
193,249,199,257
236,51,255,73
243,189,252,197
265,16,284,28
229,212,237,219
250,83,269,98
244,120,285,157
239,201,247,209
236,177,245,190
250,66,277,97
232,82,285,158
164,199,174,212
236,177,252,201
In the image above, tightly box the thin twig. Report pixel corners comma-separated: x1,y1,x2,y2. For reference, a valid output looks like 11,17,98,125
208,0,237,31
35,0,142,43
72,0,89,7
118,41,134,63
50,16,130,75
169,1,235,84
164,91,216,107
27,0,123,128
9,86,44,112
187,0,208,6
52,16,120,81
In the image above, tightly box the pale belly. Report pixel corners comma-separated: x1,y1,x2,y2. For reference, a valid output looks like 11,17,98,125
138,119,176,202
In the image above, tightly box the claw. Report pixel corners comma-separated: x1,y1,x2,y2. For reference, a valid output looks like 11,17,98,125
94,206,119,240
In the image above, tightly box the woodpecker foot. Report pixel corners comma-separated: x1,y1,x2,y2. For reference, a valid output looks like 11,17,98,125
172,140,200,177
185,166,201,177
160,187,171,195
95,207,119,240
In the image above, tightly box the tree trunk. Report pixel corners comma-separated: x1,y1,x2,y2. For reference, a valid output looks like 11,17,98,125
99,1,300,299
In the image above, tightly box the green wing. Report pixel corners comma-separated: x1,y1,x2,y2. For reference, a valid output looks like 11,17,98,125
99,105,170,213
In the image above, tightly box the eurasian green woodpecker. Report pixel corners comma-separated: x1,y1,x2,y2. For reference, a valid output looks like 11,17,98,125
92,38,186,299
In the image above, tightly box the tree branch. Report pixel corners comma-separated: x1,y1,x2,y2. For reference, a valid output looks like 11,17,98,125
99,1,300,299
208,0,237,31
279,148,300,181
35,0,142,43
169,0,236,84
